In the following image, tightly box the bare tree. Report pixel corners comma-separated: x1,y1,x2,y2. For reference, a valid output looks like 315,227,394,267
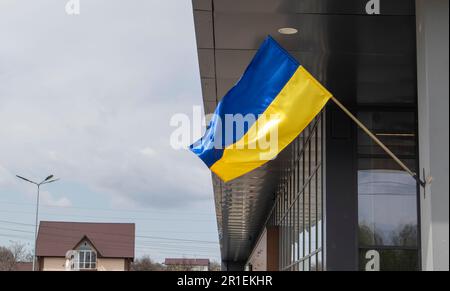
0,242,33,271
9,241,32,263
0,246,15,271
131,256,166,271
166,264,194,271
391,224,417,247
209,261,222,271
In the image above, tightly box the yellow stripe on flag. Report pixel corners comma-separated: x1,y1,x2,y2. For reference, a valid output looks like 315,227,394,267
211,66,332,182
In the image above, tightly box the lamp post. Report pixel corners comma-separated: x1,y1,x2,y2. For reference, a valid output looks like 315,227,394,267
16,174,59,271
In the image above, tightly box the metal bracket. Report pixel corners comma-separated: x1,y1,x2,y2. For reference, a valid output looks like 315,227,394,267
421,168,434,199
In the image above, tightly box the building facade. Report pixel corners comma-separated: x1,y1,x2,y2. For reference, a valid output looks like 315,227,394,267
192,0,449,271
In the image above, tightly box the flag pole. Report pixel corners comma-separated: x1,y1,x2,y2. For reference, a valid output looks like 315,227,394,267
330,96,426,187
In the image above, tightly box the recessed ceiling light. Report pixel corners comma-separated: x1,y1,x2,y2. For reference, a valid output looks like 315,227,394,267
278,27,298,35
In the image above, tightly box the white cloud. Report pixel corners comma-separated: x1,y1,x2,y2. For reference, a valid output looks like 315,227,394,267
0,165,14,187
40,190,72,208
0,0,213,209
140,147,156,158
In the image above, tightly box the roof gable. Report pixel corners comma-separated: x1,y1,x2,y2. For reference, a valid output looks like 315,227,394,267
73,235,101,255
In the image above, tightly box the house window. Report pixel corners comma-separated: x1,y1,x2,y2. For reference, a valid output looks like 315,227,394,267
78,250,97,270
72,241,97,270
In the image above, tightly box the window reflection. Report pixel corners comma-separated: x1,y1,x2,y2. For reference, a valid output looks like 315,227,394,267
357,110,419,271
267,113,324,271
359,249,419,271
358,169,418,247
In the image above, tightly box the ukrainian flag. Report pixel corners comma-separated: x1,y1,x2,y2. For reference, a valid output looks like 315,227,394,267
191,36,332,182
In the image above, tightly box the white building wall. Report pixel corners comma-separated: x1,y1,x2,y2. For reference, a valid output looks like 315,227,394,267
416,0,449,271
97,258,127,271
247,229,268,271
41,257,66,271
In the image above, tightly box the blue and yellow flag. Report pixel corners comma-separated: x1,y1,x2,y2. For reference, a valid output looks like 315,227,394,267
191,36,332,182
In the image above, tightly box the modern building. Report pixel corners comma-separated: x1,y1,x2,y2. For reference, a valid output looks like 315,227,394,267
164,258,210,271
36,221,135,271
192,0,449,271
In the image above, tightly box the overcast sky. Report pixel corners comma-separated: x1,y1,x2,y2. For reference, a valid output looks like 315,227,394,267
0,0,219,262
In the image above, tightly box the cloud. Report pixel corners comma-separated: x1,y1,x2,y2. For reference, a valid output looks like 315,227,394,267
40,190,72,208
140,147,156,158
0,0,213,209
0,165,15,187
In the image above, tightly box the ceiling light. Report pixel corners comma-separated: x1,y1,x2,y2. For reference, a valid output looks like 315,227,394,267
278,27,298,35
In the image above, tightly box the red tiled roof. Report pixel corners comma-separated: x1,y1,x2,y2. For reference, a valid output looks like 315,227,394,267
165,258,210,266
36,221,135,259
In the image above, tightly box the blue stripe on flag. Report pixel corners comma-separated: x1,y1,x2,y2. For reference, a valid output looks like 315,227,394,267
190,36,299,168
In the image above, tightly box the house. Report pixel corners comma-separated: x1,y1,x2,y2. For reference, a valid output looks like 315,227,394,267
36,221,135,271
164,258,210,271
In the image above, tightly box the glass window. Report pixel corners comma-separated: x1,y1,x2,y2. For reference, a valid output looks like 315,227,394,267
310,174,317,253
304,258,310,271
359,249,419,271
357,110,419,271
317,251,323,271
75,240,98,270
358,112,416,157
358,167,418,247
299,193,304,260
270,113,324,271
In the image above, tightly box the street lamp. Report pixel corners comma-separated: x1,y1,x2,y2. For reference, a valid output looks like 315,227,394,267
16,174,59,271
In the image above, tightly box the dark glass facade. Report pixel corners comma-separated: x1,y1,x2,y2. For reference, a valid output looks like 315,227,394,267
357,109,420,271
256,108,419,271
267,113,324,271
192,0,433,271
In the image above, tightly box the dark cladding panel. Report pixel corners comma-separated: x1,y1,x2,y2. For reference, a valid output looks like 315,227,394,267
193,10,214,49
214,50,416,104
215,50,255,79
295,0,415,15
198,49,215,79
216,78,238,101
213,12,302,50
193,0,212,11
325,105,359,271
213,0,415,15
214,13,416,55
201,78,217,103
203,100,217,114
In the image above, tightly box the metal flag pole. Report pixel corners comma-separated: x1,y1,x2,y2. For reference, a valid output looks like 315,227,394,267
330,96,426,188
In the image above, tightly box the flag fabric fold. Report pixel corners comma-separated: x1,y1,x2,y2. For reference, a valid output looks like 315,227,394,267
190,36,332,182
